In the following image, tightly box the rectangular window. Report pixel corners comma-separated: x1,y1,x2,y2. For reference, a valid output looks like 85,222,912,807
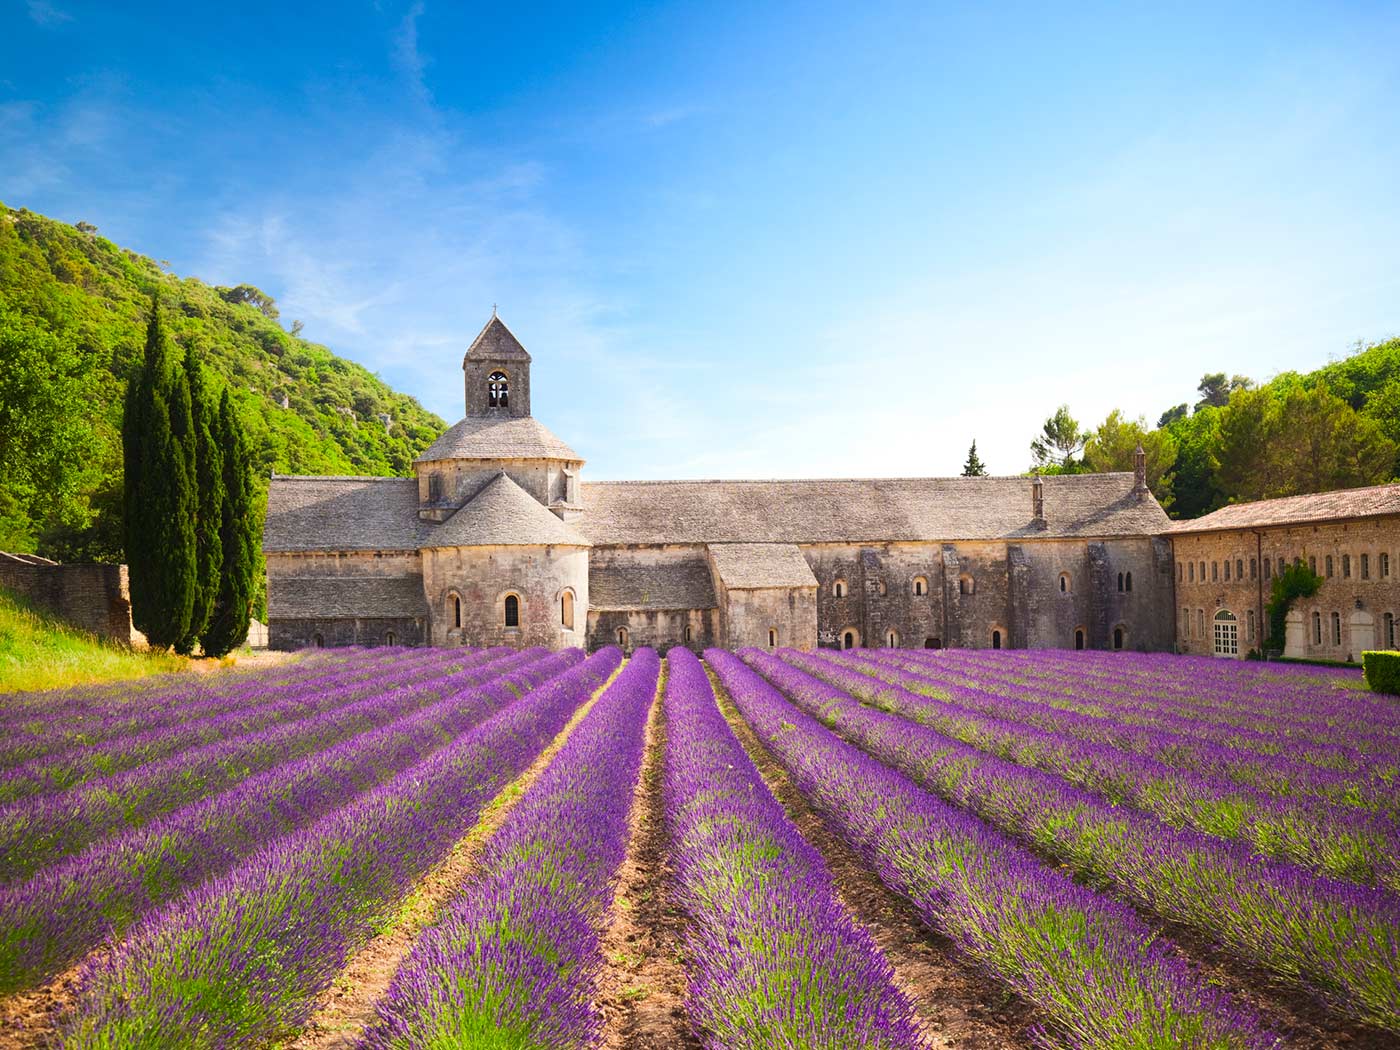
1212,562,1219,582
427,473,442,502
1197,608,1205,636
1189,562,1195,582
1223,560,1230,582
1264,559,1272,580
1277,557,1285,576
1250,557,1257,579
1178,563,1184,583
1247,609,1256,642
1313,611,1322,645
1200,561,1207,582
1235,558,1243,580
1181,607,1190,636
1326,555,1334,578
1343,554,1351,579
1386,612,1396,648
1309,556,1316,575
1361,553,1369,580
1382,552,1391,578
1332,611,1342,646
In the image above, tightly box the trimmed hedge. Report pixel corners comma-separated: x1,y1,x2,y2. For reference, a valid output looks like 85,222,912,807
1362,651,1400,695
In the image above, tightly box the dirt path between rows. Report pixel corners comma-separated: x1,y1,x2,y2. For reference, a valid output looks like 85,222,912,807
282,660,626,1050
595,672,700,1050
707,670,1036,1050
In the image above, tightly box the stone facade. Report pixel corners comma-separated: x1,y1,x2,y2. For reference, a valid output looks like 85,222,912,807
0,552,143,644
261,314,1197,656
1171,490,1400,662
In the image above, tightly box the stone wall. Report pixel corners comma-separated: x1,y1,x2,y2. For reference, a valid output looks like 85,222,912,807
421,544,588,650
269,616,425,650
0,553,141,644
1172,517,1400,661
415,458,580,519
587,607,715,653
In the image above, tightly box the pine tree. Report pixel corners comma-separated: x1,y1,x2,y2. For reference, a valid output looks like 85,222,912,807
961,440,988,477
203,389,258,657
178,343,224,654
123,295,197,650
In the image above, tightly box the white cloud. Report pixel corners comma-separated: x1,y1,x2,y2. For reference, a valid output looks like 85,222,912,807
26,0,72,26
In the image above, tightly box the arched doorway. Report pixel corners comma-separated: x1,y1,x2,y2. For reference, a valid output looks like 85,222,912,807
1212,610,1237,657
991,629,1002,650
842,630,856,650
312,633,324,649
1074,628,1085,650
1112,625,1126,651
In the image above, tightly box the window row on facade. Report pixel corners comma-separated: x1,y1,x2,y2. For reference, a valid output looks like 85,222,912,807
1179,551,1394,584
444,589,578,631
833,570,1136,600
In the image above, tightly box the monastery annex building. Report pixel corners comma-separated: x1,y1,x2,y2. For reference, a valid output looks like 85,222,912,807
264,316,1400,659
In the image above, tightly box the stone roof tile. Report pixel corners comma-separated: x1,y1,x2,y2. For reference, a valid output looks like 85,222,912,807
1169,482,1400,534
415,415,580,464
267,575,427,619
264,476,426,553
589,555,717,610
463,315,531,363
707,543,818,589
424,472,590,548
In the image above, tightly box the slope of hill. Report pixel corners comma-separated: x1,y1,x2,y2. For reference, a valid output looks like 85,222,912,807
0,203,445,559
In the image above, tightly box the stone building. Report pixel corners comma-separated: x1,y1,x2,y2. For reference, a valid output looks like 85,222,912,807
0,552,144,644
264,315,1179,653
1170,484,1400,661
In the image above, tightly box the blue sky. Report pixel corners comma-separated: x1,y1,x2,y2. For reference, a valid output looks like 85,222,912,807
4,1,1399,480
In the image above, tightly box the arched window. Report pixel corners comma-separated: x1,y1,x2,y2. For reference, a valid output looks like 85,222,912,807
504,594,520,628
487,371,509,408
1059,573,1071,593
876,580,887,597
385,630,396,646
1074,628,1085,650
1188,562,1195,582
991,629,1002,650
561,590,575,630
1212,610,1238,656
1118,571,1125,592
684,624,693,644
1196,609,1205,636
1263,559,1272,580
1211,562,1218,582
312,633,324,649
885,629,899,648
1313,610,1322,644
1331,611,1341,646
768,628,778,648
1361,553,1370,579
842,630,856,650
450,593,462,629
959,574,974,596
1384,612,1395,648
1201,561,1207,581
1246,609,1255,643
1112,625,1125,650
1249,557,1257,579
1125,571,1133,592
912,576,928,596
617,626,629,648
833,579,847,599
1325,555,1334,578
1342,554,1352,579
1223,560,1230,582
1180,608,1189,637
1309,556,1317,574
924,636,940,649
1235,559,1243,580
1382,553,1391,578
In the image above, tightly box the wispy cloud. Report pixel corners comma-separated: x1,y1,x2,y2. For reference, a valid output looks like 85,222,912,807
393,2,431,105
26,0,72,26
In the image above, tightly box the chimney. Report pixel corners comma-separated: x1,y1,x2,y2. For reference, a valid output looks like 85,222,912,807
1132,442,1149,498
1031,475,1046,529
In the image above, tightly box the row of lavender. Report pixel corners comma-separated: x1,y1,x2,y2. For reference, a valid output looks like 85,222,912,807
752,650,1400,1032
54,648,621,1047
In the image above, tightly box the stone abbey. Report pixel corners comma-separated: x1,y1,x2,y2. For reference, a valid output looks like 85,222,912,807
264,316,1400,659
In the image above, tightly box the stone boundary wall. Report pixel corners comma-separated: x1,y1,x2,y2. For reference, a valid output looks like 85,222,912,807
0,552,141,644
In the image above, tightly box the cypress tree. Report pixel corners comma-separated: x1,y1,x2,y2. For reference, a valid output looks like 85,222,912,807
122,295,197,650
203,389,258,657
178,343,224,654
961,440,989,477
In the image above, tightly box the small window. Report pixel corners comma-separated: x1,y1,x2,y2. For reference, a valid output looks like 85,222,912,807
833,579,847,599
1180,607,1189,636
1249,558,1257,579
1276,557,1284,577
842,630,856,650
385,631,396,646
312,633,324,649
561,590,575,630
451,594,462,629
684,624,693,644
1343,554,1351,579
1197,609,1205,636
1211,562,1218,582
617,626,629,648
991,629,1002,650
1188,562,1195,583
1200,560,1207,582
1117,571,1124,592
886,629,899,648
1178,564,1183,583
1382,553,1391,578
1331,611,1342,646
959,574,975,596
877,580,887,597
1384,612,1395,648
768,628,778,648
1313,610,1323,644
1309,556,1317,575
1059,572,1071,593
487,370,509,408
1235,559,1243,581
1263,559,1272,580
1246,609,1255,642
1113,626,1125,651
1361,553,1370,580
427,473,443,502
1223,561,1230,582
1074,628,1085,650
912,576,928,597
1125,571,1133,592
924,636,940,649
1326,555,1334,578
504,594,520,628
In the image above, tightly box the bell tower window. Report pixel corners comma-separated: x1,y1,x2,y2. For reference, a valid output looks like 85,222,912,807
488,371,509,408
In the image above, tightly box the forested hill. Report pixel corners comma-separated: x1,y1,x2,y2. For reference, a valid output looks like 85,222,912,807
0,204,446,560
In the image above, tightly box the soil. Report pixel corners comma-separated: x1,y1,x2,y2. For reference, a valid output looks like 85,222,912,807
0,951,101,1050
594,681,702,1050
706,670,1038,1050
283,662,623,1050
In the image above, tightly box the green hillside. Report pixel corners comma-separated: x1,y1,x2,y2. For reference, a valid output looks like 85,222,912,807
0,203,445,560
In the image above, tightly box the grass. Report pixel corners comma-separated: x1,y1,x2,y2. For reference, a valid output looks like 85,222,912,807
0,586,187,693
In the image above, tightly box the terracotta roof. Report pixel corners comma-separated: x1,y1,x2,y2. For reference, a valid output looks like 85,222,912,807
707,543,818,590
1170,483,1400,534
577,473,1169,545
589,555,717,610
264,476,427,552
463,315,531,363
423,472,590,548
416,415,580,464
267,575,427,619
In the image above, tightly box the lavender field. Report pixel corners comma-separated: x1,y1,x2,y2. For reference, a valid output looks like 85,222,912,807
0,646,1395,1049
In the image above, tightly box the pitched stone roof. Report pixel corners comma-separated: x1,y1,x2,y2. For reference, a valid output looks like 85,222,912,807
1170,482,1400,534
589,555,717,610
707,543,818,590
424,472,590,548
577,473,1169,545
415,415,580,464
267,575,427,619
265,476,428,552
464,315,531,363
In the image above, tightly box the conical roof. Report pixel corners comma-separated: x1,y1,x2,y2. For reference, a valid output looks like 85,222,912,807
463,315,531,364
423,471,590,548
414,415,580,464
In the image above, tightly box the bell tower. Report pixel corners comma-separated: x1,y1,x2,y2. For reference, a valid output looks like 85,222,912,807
462,312,531,418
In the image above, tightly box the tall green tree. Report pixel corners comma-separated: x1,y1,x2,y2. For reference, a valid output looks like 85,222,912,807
961,440,988,477
1161,406,1225,518
1195,372,1252,410
203,389,259,657
123,296,197,650
178,343,224,654
1029,405,1086,471
1083,409,1178,508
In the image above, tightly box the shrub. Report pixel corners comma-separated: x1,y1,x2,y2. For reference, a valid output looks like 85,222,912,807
1362,651,1400,695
